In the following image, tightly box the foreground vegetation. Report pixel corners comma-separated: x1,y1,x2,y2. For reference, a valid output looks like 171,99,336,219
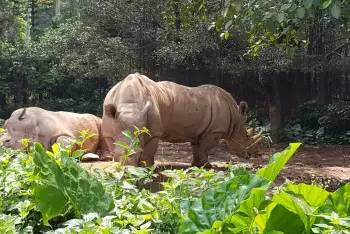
0,141,349,233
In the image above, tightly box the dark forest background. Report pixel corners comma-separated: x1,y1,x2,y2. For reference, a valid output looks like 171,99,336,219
1,0,350,144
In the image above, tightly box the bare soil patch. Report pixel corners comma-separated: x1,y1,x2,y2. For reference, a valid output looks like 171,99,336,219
156,141,350,190
83,141,350,191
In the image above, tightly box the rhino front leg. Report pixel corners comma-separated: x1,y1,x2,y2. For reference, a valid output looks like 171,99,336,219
139,137,159,166
191,142,211,168
191,133,221,168
191,142,201,166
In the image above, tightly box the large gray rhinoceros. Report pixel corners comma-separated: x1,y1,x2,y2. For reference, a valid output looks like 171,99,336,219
101,73,263,167
0,107,101,154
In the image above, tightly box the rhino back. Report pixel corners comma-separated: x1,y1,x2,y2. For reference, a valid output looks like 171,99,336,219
156,82,240,141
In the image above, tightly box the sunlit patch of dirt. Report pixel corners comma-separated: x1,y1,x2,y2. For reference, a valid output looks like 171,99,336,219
82,141,350,191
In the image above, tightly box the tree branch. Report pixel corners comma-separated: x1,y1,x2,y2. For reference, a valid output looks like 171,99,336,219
326,41,350,58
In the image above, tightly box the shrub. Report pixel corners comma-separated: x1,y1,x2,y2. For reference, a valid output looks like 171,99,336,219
284,101,350,144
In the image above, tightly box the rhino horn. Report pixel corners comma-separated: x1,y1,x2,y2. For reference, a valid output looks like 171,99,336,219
247,128,254,136
246,136,263,152
252,131,262,140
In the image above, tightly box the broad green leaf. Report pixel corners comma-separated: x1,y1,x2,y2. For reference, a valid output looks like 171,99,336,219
296,7,306,19
236,187,267,218
330,1,341,18
32,143,114,224
329,183,350,216
33,144,65,188
285,183,329,207
253,202,306,233
179,168,269,233
257,143,301,182
322,0,333,9
265,204,305,234
61,158,115,215
221,187,268,233
253,202,277,232
33,184,68,225
273,192,311,229
272,184,326,232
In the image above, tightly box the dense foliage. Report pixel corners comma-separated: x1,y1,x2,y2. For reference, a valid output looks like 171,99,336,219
284,101,350,144
0,139,349,233
1,1,349,129
186,0,350,53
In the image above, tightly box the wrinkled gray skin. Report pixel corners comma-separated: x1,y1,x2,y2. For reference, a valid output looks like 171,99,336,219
102,73,262,167
0,107,101,153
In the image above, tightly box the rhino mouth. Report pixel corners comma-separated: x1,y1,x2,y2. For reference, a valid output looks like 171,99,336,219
226,127,270,158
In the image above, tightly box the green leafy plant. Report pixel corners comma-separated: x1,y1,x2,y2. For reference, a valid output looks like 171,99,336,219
1,138,350,233
313,212,350,233
115,126,151,164
179,143,301,233
284,101,350,145
57,129,97,160
31,144,115,225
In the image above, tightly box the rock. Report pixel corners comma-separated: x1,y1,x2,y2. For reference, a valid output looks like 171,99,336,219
82,153,100,161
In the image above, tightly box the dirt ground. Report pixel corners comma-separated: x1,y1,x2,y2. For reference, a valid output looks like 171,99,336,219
156,141,350,189
83,141,350,191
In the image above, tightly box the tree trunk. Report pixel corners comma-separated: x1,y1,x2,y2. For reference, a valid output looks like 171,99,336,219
269,73,282,143
173,0,181,42
25,0,32,46
173,0,181,32
0,94,6,111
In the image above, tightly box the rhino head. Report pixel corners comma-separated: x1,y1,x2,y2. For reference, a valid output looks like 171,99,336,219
101,101,152,165
226,127,265,158
0,108,36,149
0,127,11,148
225,101,267,158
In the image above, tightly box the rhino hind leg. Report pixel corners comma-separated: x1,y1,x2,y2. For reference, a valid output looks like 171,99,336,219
139,137,159,167
191,133,221,168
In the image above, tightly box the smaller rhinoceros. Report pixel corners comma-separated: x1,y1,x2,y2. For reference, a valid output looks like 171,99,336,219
0,107,101,154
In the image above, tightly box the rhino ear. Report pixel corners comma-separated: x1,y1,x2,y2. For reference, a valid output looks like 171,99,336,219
105,104,120,119
18,108,27,120
239,101,248,116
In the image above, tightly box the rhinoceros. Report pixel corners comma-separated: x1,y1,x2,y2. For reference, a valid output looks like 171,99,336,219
0,107,101,154
101,73,263,167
